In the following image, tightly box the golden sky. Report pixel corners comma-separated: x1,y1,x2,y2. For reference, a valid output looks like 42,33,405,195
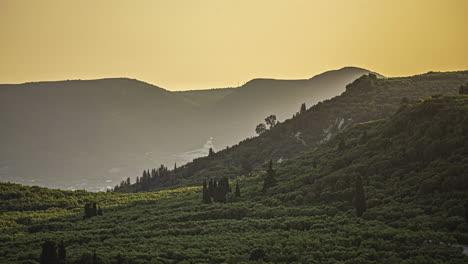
1,0,467,90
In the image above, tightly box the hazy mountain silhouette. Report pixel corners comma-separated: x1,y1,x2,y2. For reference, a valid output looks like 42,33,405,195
0,67,375,190
201,67,380,146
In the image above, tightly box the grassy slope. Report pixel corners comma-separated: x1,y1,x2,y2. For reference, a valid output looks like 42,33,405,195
1,96,468,264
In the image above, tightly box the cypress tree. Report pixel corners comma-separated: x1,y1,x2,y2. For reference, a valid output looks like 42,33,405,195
221,177,230,194
84,203,91,218
142,170,147,182
208,179,214,200
354,174,367,217
208,148,215,157
202,179,211,203
300,103,306,114
92,202,97,217
220,177,229,202
235,181,241,197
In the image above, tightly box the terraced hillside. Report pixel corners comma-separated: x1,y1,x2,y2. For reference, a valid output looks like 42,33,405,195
1,95,467,263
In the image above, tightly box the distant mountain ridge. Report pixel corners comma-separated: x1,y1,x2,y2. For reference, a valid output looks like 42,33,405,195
115,70,468,192
0,67,376,190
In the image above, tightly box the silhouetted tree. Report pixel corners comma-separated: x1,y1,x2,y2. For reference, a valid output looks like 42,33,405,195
263,160,277,191
142,170,148,182
300,103,306,114
40,241,59,264
265,115,277,129
126,177,131,186
354,174,367,217
255,123,267,135
208,148,215,157
235,181,241,198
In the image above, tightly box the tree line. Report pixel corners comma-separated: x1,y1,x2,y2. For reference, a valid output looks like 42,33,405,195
202,177,239,203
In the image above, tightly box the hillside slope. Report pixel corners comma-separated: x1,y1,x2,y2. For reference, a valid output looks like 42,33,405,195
1,96,467,263
0,67,372,190
122,71,468,191
204,67,377,144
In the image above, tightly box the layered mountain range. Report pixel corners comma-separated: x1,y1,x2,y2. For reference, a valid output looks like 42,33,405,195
0,67,373,190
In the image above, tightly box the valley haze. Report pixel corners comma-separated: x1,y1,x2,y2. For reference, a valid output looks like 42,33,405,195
0,66,373,191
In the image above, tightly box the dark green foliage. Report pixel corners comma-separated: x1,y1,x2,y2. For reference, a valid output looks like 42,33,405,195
115,253,127,264
465,201,468,223
354,175,367,217
459,83,468,94
40,241,59,264
337,138,346,152
263,160,277,191
235,181,241,198
255,123,267,135
202,177,230,203
202,179,211,203
240,157,253,175
265,114,277,129
84,202,101,218
249,248,267,261
58,240,66,262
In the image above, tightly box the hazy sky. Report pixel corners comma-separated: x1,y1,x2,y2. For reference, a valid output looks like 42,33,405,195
1,0,467,90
